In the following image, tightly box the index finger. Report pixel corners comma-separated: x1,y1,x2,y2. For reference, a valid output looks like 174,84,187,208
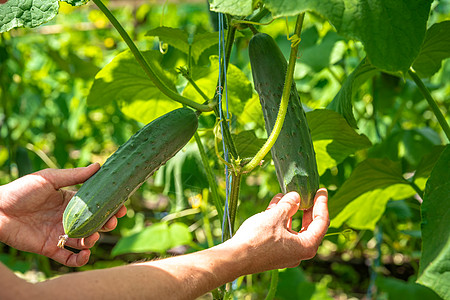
300,188,329,242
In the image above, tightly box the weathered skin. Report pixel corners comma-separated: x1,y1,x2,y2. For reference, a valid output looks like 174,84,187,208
249,33,319,209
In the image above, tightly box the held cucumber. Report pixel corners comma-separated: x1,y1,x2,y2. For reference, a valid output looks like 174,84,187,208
58,107,198,247
249,33,319,209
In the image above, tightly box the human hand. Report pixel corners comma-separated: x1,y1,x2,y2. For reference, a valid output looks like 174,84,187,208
228,188,329,274
0,164,126,267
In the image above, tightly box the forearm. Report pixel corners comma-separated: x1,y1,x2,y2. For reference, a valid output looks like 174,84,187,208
35,241,248,299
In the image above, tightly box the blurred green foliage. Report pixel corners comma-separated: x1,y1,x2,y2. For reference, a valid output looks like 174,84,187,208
1,1,449,299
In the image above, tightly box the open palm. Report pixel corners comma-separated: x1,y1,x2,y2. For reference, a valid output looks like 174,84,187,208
0,164,126,267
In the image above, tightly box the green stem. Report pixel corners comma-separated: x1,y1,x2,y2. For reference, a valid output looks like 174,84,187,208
249,7,270,23
243,13,305,173
409,180,424,201
408,68,450,141
92,0,214,112
201,189,215,248
215,19,239,159
264,269,279,300
194,132,224,221
222,171,242,241
183,71,210,103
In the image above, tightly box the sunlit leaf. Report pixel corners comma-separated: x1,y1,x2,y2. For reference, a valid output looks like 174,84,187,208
146,26,219,63
209,0,255,17
0,0,59,33
331,184,416,230
328,158,409,221
88,50,182,123
306,109,372,175
111,222,192,256
418,145,450,300
63,0,89,6
182,56,252,112
146,26,190,54
237,93,264,129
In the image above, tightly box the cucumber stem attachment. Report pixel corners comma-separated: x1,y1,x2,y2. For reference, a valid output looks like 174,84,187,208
57,234,68,249
242,13,305,173
92,0,215,112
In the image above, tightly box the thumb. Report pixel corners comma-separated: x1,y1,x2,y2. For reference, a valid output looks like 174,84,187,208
39,163,101,190
270,192,300,220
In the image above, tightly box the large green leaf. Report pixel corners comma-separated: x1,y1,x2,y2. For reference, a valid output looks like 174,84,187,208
233,130,269,160
414,145,446,180
418,145,450,300
111,222,192,256
376,276,441,300
298,30,343,73
88,50,182,123
236,105,371,175
211,0,432,73
237,93,265,129
331,184,416,230
182,56,253,113
413,21,450,78
328,158,409,221
146,27,220,64
306,109,372,175
0,0,59,33
209,0,255,17
327,58,378,128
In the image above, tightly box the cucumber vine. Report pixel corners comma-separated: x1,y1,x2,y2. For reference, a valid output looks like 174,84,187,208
92,0,216,113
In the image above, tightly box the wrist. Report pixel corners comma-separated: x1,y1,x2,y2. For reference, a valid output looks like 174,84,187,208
217,239,254,278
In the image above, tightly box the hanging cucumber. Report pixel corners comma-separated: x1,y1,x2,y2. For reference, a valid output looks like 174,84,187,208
58,107,198,247
249,33,319,210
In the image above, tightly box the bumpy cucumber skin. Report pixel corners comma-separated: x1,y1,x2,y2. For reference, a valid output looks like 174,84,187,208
63,108,198,238
249,33,319,209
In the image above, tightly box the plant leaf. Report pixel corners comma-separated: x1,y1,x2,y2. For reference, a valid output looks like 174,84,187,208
298,31,343,73
209,0,255,17
0,0,59,33
182,56,252,112
111,222,192,256
413,20,450,78
146,27,219,63
327,58,378,128
211,0,432,73
417,145,450,300
62,0,89,6
376,276,441,300
233,130,269,160
306,109,372,175
271,0,432,73
414,145,446,180
331,184,416,230
328,158,409,221
88,50,182,123
191,31,221,63
237,93,265,129
146,26,190,55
